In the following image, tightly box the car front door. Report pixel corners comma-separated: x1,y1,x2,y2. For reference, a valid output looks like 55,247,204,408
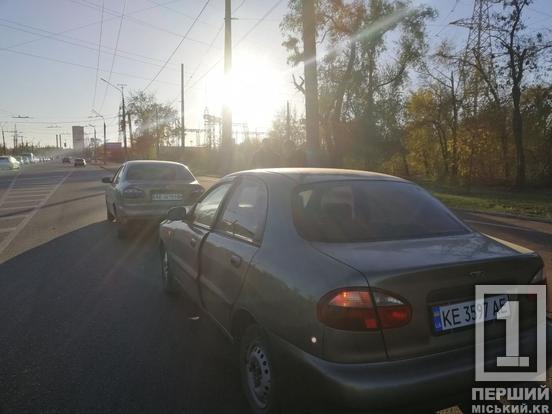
106,165,124,213
169,181,234,305
198,176,268,331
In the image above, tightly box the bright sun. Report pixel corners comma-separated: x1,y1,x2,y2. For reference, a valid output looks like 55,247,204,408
209,52,284,131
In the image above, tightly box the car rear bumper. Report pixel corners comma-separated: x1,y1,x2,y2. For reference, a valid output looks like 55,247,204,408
118,202,191,221
269,321,552,412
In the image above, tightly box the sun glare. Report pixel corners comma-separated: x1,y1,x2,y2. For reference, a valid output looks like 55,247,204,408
210,52,284,131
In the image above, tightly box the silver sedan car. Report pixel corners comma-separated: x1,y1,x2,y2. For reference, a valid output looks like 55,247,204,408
103,160,204,237
159,168,551,413
0,156,21,170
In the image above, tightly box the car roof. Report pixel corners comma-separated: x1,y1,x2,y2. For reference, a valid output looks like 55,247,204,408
228,168,410,184
124,160,188,168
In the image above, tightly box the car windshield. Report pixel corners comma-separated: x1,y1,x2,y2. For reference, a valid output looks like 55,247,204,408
0,158,10,163
125,163,194,182
293,180,469,243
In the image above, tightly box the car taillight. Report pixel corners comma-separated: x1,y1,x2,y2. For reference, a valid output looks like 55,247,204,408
123,187,144,199
318,288,411,331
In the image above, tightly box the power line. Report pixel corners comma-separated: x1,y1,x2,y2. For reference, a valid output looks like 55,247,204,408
0,48,180,86
68,0,215,48
146,0,217,28
188,0,247,83
186,0,284,92
92,0,105,109
4,0,187,52
99,0,127,112
0,20,189,72
143,0,211,92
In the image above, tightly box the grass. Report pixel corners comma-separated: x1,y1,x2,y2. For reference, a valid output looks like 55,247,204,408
420,182,552,220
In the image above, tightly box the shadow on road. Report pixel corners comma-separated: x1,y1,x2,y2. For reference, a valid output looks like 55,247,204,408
0,221,249,414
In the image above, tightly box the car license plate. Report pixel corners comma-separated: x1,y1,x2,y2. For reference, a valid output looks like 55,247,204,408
152,193,183,201
432,295,509,333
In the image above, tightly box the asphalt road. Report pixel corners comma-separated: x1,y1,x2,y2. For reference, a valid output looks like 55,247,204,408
0,162,549,414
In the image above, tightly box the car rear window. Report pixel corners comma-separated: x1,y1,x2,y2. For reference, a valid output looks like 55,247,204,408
292,180,469,243
125,164,195,182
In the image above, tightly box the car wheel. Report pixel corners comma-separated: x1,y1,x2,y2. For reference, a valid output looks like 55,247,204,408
161,248,176,294
115,208,129,239
240,325,280,414
106,203,115,222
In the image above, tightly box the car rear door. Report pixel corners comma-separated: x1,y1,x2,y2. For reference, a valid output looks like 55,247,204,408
198,176,268,331
168,181,234,304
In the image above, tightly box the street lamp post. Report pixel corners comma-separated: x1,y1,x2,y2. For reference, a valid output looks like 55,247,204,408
91,110,107,164
87,124,97,162
100,78,128,160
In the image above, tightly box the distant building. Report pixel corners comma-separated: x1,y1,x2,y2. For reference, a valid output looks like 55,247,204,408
72,126,84,151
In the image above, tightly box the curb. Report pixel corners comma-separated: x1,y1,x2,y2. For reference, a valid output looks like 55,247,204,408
454,208,552,224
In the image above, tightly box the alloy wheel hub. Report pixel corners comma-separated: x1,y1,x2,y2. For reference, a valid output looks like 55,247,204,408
246,344,271,408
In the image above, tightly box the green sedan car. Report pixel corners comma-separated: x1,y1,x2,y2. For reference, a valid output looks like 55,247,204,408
159,168,551,413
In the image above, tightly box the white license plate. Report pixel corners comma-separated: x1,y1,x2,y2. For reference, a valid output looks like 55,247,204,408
432,295,510,333
152,193,183,201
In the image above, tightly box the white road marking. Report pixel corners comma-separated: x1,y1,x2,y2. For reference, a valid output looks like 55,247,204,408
465,219,540,232
0,171,73,257
0,227,17,233
0,214,27,221
0,172,21,205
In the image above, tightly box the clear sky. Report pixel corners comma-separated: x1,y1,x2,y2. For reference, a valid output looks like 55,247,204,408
0,0,551,148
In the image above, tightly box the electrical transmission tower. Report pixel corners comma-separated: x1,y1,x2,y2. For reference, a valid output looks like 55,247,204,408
452,0,498,116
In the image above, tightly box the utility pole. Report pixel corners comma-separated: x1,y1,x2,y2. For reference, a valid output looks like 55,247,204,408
302,0,320,166
221,0,233,172
103,121,107,164
286,101,291,143
119,84,128,160
127,112,133,148
13,124,17,150
181,63,186,148
1,125,5,154
156,106,160,159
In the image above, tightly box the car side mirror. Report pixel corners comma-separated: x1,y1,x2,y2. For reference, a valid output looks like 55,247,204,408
167,206,187,221
102,177,112,183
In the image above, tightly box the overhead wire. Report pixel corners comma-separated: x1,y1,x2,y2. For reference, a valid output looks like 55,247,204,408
0,20,187,71
3,0,187,52
92,0,105,109
143,0,211,92
186,0,284,92
99,0,128,112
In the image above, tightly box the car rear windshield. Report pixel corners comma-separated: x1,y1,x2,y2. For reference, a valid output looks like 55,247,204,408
292,180,469,243
125,163,195,182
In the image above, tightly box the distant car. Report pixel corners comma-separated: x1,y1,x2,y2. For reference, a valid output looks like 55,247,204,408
0,156,21,170
74,158,86,167
14,156,26,165
62,157,71,164
102,160,204,238
20,152,35,163
159,168,552,414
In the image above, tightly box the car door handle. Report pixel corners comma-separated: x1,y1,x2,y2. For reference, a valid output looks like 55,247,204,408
230,254,242,268
190,238,197,247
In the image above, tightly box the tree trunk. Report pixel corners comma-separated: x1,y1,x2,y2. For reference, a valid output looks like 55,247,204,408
302,0,320,166
512,83,526,188
330,42,356,168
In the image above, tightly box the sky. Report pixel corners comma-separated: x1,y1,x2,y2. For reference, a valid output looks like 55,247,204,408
0,0,551,149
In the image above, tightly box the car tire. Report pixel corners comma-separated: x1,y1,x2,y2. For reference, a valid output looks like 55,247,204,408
116,209,129,239
106,204,115,222
161,248,176,294
240,325,280,414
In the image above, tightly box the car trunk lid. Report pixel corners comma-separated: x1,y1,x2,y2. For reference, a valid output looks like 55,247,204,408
124,180,203,204
311,232,542,359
